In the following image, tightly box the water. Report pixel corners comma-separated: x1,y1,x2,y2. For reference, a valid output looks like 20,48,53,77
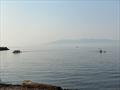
0,45,120,90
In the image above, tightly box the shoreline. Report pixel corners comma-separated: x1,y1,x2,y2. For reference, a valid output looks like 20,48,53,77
0,83,63,90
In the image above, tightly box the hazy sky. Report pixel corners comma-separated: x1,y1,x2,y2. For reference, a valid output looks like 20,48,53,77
0,0,119,46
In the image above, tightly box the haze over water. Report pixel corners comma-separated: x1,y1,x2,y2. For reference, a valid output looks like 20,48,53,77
0,0,119,46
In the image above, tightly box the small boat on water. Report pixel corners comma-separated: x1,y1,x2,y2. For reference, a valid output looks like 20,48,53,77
0,47,9,51
99,49,106,54
13,50,22,54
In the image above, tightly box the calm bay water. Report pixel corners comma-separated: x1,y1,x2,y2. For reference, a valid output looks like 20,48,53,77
0,45,120,90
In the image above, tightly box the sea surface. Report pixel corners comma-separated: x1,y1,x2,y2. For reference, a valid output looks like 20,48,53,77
0,45,120,90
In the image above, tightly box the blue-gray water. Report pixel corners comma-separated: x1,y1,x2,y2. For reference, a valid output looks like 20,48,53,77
0,45,120,90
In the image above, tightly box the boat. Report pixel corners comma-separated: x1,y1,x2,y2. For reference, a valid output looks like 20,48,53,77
99,49,107,54
13,50,22,54
0,47,9,51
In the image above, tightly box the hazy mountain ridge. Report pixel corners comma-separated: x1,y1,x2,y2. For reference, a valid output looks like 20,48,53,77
51,39,119,44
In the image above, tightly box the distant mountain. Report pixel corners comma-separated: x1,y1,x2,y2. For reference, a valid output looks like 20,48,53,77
50,39,119,44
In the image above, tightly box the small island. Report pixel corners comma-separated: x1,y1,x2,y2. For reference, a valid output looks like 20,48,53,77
0,47,9,51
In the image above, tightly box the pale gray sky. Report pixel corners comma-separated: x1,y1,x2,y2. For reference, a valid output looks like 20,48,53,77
0,0,119,47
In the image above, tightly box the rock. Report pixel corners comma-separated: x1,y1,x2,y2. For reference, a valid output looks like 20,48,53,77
22,80,63,90
22,80,33,85
0,47,9,51
13,50,21,54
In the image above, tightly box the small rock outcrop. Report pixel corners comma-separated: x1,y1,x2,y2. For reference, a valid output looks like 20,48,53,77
13,50,21,54
0,47,9,51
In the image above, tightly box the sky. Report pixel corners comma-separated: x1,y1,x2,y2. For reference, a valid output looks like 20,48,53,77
0,0,119,47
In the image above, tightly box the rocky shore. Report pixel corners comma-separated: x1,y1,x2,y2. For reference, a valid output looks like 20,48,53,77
0,83,63,90
0,80,65,90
